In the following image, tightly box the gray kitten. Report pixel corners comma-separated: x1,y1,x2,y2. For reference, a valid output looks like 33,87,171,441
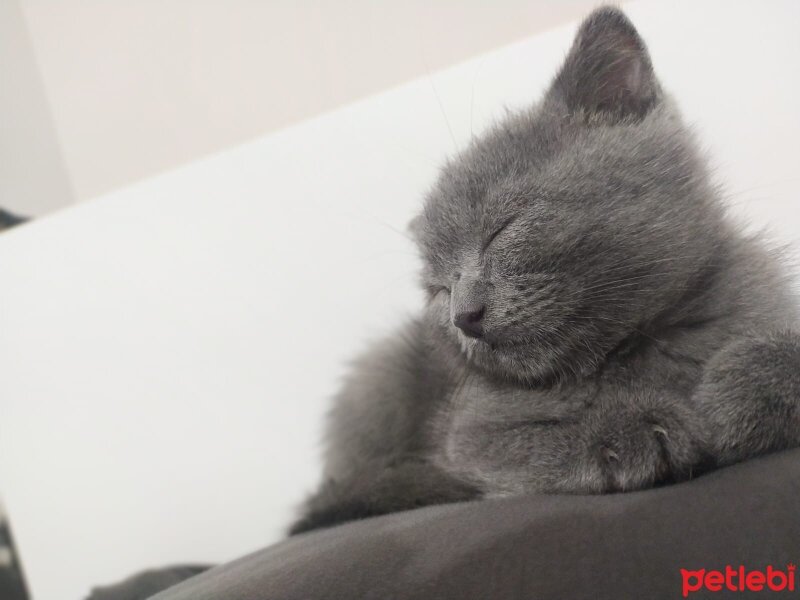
290,6,800,534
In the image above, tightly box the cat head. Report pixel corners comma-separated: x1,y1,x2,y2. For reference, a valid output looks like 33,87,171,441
412,7,725,385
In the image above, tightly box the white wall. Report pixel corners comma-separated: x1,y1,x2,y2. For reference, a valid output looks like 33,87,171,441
10,0,599,211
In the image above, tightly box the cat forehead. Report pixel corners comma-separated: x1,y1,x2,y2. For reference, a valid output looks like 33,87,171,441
429,111,561,207
429,101,679,213
418,104,690,258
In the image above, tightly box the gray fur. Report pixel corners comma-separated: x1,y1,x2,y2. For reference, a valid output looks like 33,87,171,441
290,6,800,534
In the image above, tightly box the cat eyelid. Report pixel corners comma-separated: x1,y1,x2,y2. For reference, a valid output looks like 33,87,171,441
482,217,517,252
427,284,450,297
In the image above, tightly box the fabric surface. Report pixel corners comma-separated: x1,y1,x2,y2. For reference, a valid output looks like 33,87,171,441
96,449,800,600
86,566,209,600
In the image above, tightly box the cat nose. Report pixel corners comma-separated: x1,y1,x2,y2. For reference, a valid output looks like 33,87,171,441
453,304,485,338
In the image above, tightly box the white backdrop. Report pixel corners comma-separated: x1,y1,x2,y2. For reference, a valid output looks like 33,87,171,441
1,1,798,599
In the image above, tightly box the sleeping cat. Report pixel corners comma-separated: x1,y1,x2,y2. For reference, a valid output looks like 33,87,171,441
289,6,800,534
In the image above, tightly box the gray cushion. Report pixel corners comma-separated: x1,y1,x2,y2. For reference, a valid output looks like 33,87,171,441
94,449,800,600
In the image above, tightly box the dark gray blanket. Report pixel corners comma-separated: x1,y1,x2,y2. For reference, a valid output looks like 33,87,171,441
90,448,800,600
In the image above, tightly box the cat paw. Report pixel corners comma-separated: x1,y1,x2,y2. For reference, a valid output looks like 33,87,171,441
599,424,670,469
594,426,669,491
588,405,703,492
694,332,800,465
652,424,668,439
600,446,619,462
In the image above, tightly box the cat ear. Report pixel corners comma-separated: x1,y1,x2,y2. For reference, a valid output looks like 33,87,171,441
548,7,660,120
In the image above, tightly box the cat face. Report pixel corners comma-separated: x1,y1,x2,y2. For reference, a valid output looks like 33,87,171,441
413,7,724,385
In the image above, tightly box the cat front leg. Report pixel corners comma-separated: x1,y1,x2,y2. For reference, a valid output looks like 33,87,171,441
693,331,800,466
289,320,478,535
571,396,710,493
466,395,709,496
288,461,479,535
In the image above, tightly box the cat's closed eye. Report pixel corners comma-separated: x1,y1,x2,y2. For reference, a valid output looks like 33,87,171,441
427,285,450,299
483,217,517,252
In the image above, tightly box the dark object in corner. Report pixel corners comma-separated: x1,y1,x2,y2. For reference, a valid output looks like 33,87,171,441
0,516,30,600
0,208,29,232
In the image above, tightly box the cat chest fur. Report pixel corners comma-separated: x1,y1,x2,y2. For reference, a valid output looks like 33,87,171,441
433,351,705,496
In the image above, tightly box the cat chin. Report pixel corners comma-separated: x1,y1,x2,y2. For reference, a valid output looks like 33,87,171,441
454,335,557,386
459,333,605,387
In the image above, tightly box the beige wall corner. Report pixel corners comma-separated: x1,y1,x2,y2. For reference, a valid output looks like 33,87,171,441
19,0,603,206
1,0,74,216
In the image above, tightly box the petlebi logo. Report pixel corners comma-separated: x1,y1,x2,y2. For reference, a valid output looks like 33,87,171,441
681,564,796,597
